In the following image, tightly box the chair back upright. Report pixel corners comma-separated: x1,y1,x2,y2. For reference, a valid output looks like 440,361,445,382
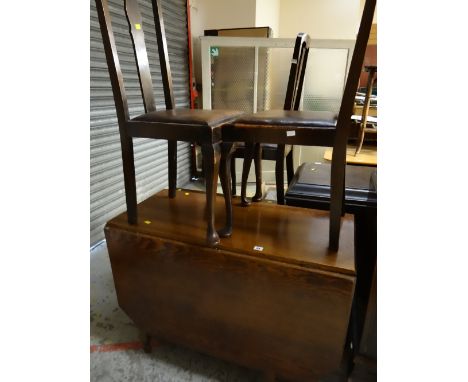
96,0,176,116
125,0,156,113
95,0,131,125
283,33,310,111
329,0,376,250
151,0,175,110
126,0,176,111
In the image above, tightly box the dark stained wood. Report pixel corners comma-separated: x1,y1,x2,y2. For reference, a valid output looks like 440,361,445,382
252,143,263,201
285,162,377,376
224,0,377,251
125,0,156,113
329,0,377,251
219,142,236,237
168,140,177,198
275,144,286,204
283,33,309,110
201,144,221,246
105,189,356,381
107,189,355,274
359,264,377,360
151,0,175,109
95,0,243,246
240,143,255,206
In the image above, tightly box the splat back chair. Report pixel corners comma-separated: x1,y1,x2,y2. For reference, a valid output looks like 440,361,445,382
221,0,377,250
95,0,243,246
230,33,310,206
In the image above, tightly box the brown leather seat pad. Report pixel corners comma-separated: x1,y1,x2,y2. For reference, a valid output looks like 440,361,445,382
235,110,337,128
133,108,244,127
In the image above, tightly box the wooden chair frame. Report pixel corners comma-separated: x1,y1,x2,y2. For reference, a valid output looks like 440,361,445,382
95,0,242,246
220,0,377,251
232,33,311,206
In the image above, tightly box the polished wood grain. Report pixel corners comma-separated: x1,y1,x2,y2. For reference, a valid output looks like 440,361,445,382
107,189,355,275
105,189,356,381
329,0,376,251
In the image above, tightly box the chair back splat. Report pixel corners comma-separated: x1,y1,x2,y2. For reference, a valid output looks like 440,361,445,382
125,0,157,113
151,0,175,109
329,0,376,251
96,0,244,246
283,33,309,111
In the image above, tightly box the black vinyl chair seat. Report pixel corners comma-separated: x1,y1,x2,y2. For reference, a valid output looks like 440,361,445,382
235,110,337,128
133,108,243,128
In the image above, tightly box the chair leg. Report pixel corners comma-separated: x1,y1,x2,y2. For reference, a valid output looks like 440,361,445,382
252,143,263,202
201,143,221,247
218,142,235,238
354,124,366,156
286,147,294,186
168,140,177,198
240,143,255,206
120,135,138,224
275,144,286,205
143,333,152,353
230,155,237,196
329,154,346,251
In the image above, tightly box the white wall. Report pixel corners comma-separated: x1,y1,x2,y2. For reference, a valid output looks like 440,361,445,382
255,0,280,37
279,0,360,39
190,0,257,87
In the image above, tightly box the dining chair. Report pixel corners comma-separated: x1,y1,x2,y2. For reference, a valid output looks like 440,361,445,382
220,0,377,250
229,33,310,206
95,0,243,246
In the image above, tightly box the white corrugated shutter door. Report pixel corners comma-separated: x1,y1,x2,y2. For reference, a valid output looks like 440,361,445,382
90,0,191,245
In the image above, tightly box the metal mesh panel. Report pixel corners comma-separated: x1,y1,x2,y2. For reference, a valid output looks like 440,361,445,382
260,47,294,110
210,46,297,112
210,47,255,112
302,48,349,113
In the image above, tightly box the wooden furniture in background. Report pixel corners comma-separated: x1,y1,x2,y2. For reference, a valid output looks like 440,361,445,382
105,189,356,381
324,146,377,166
95,0,243,246
355,65,377,155
221,0,377,250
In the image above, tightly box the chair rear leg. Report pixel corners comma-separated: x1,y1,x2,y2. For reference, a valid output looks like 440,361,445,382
329,155,346,251
120,135,138,224
168,140,177,198
201,143,221,247
252,143,263,202
286,147,294,186
275,144,286,205
230,155,237,196
240,143,255,206
219,142,235,237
